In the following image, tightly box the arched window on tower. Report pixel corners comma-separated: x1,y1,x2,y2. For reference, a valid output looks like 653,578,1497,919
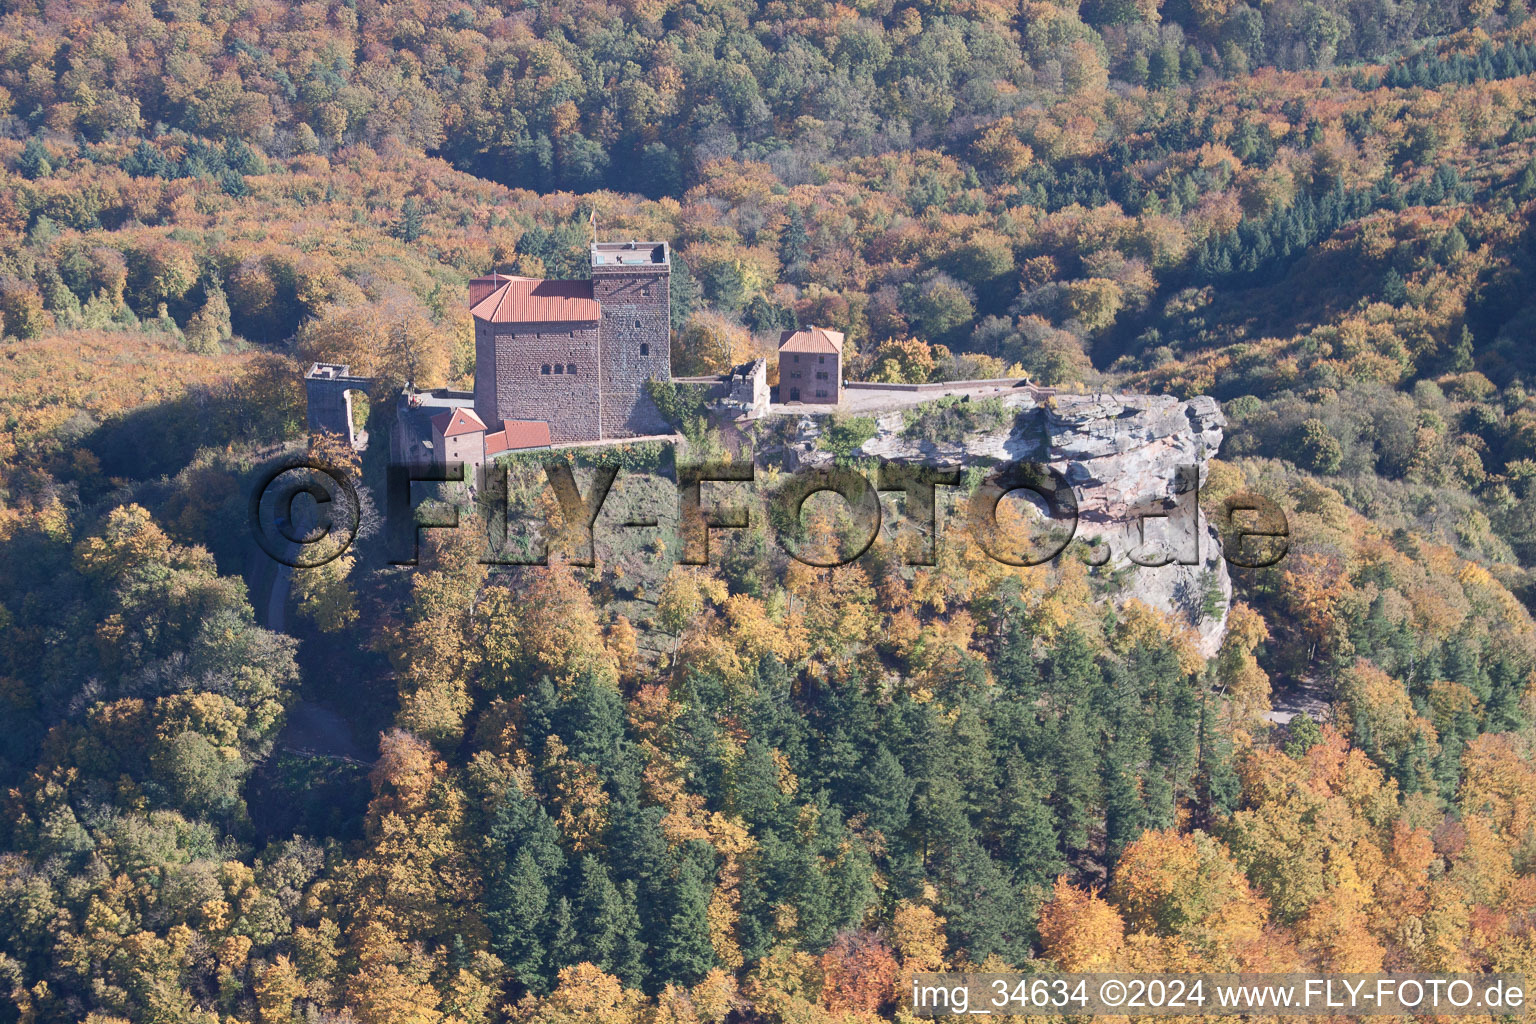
541,364,551,374
554,364,564,374
567,363,577,375
640,343,649,356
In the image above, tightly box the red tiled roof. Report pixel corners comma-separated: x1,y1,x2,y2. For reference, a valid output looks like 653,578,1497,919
778,326,844,354
484,420,552,454
430,407,487,437
469,272,517,307
470,276,600,324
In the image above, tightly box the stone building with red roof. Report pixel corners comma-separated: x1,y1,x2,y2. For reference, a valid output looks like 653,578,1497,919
429,406,490,468
422,403,554,483
777,326,844,405
469,241,673,445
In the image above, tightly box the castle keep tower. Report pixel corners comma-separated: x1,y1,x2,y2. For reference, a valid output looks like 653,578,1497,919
468,242,672,446
591,241,672,437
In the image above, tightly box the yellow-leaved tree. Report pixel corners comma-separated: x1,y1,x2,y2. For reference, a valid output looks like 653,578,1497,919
1037,878,1125,971
1111,829,1268,966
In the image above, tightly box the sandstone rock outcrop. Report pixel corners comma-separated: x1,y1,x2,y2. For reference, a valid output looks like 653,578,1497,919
766,388,1232,655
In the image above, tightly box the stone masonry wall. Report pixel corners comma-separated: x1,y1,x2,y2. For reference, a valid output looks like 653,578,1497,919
434,425,485,480
304,365,369,445
473,321,499,423
593,268,671,436
489,322,603,444
305,380,354,442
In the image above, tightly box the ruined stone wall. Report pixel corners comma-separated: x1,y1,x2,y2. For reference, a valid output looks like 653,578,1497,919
683,359,769,419
304,364,369,445
670,376,732,400
305,381,354,441
486,322,603,444
593,269,671,436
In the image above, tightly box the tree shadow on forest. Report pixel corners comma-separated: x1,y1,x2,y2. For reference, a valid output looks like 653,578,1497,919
82,383,288,482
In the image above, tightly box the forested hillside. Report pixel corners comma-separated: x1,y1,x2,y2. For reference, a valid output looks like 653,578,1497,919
4,0,1536,1020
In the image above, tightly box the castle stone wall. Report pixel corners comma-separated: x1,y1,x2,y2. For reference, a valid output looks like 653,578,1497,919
676,360,768,419
484,322,603,444
474,321,497,423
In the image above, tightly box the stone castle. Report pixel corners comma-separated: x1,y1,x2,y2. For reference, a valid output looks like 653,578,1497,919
298,249,1233,651
307,240,876,471
308,241,689,478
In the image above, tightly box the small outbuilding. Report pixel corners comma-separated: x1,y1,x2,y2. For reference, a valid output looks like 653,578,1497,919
777,326,843,405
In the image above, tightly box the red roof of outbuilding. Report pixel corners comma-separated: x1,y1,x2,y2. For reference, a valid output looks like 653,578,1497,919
470,277,600,324
430,407,488,437
485,420,553,454
778,326,845,354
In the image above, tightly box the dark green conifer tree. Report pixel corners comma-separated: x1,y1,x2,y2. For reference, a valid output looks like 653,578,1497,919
855,743,915,841
1381,267,1408,304
490,848,554,993
554,674,630,784
548,895,579,973
1050,707,1098,856
653,841,718,988
19,137,52,179
573,855,622,970
1517,158,1536,200
994,592,1042,701
612,880,648,988
938,838,1036,965
670,255,699,330
1102,731,1146,863
779,205,809,283
485,787,568,995
728,738,786,826
904,706,970,868
996,759,1064,892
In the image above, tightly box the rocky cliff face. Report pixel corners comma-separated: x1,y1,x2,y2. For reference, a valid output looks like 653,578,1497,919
767,388,1232,656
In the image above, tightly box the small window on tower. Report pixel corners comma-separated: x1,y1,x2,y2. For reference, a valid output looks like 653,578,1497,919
554,364,564,374
640,343,649,356
819,355,825,364
567,363,577,375
635,319,642,328
541,364,551,374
